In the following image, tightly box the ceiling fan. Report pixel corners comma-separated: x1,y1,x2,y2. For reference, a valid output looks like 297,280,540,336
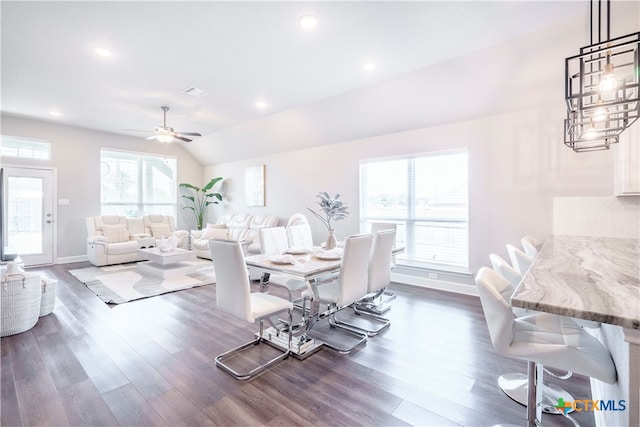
130,106,201,143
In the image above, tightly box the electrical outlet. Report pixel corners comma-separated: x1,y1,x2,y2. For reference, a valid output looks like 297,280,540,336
428,272,438,279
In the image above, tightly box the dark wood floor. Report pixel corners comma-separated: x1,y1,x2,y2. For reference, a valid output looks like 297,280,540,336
1,262,595,427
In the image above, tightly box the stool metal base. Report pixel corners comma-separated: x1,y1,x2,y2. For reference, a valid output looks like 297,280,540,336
498,373,574,415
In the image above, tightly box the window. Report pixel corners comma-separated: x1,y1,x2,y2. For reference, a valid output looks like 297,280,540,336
101,149,177,218
360,149,469,271
1,135,50,160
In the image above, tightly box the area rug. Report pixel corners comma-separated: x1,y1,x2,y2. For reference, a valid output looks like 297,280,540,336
69,260,216,304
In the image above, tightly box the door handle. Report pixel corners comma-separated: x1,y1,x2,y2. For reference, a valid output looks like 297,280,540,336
46,220,53,224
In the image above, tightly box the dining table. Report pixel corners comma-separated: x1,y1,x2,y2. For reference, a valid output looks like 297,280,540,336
245,248,343,358
511,235,639,427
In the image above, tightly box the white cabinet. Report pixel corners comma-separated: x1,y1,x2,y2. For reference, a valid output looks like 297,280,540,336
614,120,640,196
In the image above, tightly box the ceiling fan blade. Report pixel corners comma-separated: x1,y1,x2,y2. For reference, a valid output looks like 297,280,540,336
177,132,201,137
145,135,158,140
123,128,152,133
174,135,192,142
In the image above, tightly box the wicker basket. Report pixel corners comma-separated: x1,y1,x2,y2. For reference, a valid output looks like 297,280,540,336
39,279,57,317
1,272,42,337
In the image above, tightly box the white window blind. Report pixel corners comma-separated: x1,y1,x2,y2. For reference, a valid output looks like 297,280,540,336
360,149,469,270
1,135,50,160
101,149,177,218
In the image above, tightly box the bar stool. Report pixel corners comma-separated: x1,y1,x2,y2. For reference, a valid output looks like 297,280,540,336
475,268,616,427
490,253,575,414
521,235,542,258
506,244,533,275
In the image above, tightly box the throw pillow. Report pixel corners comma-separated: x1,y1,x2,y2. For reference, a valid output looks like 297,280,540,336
201,227,229,240
151,224,172,238
102,225,130,243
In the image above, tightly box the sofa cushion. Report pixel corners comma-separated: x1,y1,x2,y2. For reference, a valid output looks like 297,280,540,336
102,225,130,243
151,224,172,238
105,241,139,254
201,227,229,240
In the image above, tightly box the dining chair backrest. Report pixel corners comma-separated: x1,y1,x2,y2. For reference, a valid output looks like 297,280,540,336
475,267,515,354
259,226,289,255
371,222,396,234
506,244,533,276
209,239,252,322
286,223,314,249
287,213,308,226
368,229,396,294
489,253,521,299
337,234,373,307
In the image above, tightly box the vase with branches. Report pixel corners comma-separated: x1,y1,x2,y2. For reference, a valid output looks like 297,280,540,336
307,192,350,250
179,177,223,230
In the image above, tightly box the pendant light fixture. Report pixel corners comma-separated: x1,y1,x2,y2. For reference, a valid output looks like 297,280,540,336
564,0,640,152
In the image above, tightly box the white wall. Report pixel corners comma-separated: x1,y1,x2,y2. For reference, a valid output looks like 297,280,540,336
205,102,614,285
203,5,640,287
0,115,204,261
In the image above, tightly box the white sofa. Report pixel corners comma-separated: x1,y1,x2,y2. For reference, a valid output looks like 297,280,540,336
86,215,188,266
190,213,279,259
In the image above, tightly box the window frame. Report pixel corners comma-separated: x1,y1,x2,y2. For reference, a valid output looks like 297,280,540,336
0,135,51,160
100,148,177,218
359,148,469,273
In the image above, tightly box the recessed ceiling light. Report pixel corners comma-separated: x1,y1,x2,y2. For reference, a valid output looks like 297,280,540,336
298,14,318,29
363,63,376,71
256,100,268,109
49,111,61,117
94,47,112,57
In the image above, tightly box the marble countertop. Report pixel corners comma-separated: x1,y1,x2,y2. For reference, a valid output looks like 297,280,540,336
511,235,640,330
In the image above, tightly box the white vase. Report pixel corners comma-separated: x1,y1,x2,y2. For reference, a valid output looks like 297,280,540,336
325,229,337,250
168,234,179,250
158,237,172,252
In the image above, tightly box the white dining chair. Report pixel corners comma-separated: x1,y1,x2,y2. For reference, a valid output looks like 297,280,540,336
304,234,372,353
286,223,314,250
258,226,308,300
340,229,395,336
286,213,309,226
209,239,293,380
355,224,398,314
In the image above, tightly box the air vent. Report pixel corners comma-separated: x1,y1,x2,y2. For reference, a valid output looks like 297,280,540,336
182,87,208,97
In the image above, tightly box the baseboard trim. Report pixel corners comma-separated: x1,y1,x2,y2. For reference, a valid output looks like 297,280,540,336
56,255,88,264
391,272,478,297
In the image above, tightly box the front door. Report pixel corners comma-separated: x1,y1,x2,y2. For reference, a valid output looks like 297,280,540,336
2,167,55,266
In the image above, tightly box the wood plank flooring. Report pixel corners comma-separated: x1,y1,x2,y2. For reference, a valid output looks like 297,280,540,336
1,262,596,426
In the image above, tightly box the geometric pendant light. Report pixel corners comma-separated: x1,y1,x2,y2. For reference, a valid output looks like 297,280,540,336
564,0,640,152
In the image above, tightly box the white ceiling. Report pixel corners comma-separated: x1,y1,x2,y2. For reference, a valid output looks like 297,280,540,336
1,1,586,165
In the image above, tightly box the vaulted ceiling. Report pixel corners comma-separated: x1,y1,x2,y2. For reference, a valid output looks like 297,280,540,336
2,1,588,165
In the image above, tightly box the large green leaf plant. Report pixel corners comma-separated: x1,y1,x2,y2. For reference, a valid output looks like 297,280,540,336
179,177,223,230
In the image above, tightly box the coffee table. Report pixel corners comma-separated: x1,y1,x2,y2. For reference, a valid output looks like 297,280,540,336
137,247,197,279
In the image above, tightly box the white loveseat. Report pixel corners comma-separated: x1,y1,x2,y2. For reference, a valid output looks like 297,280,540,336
190,213,279,259
86,215,189,266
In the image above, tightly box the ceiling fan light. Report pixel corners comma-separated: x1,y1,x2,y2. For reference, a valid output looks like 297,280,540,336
157,134,174,143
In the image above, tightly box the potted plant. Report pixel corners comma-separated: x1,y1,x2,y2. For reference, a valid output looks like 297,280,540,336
179,177,223,230
307,192,350,250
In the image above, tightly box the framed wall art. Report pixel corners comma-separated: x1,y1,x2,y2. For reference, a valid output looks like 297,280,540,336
245,165,265,207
